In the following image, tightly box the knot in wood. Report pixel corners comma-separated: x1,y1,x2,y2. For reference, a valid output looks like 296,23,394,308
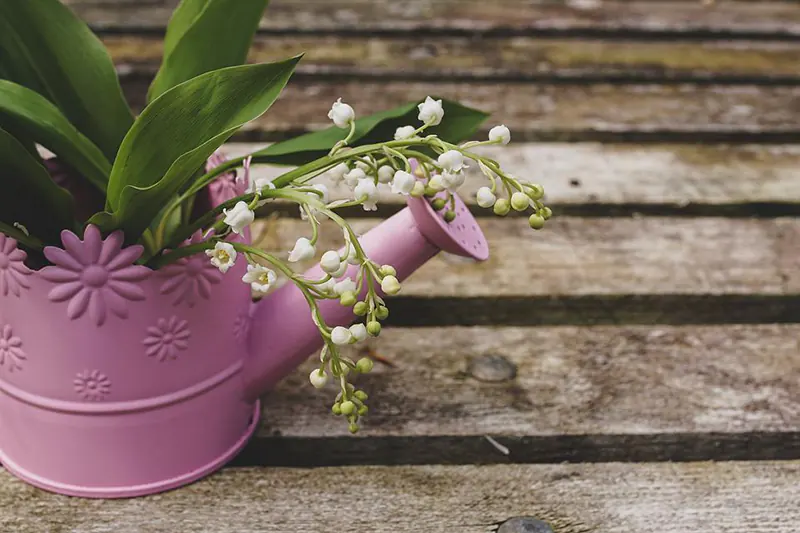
467,354,517,382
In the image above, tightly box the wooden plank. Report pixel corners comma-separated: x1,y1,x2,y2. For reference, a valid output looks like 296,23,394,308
2,462,798,532
101,34,800,83
66,0,800,38
117,80,800,142
252,217,800,298
224,142,800,215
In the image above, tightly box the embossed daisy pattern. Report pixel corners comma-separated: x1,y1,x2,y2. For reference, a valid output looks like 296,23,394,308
40,226,151,326
0,234,32,297
0,324,25,372
143,316,191,362
207,151,247,204
73,370,111,401
158,231,222,307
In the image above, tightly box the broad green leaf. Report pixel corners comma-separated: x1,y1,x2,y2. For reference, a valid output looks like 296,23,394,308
148,0,270,102
97,57,301,243
0,81,111,191
0,0,134,160
0,126,74,244
253,98,490,166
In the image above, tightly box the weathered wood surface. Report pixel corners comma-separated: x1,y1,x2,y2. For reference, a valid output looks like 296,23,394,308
3,462,799,533
66,0,800,38
254,217,800,297
226,142,800,214
102,34,800,82
119,81,800,142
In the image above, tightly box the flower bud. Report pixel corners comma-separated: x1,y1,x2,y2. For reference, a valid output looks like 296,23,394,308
493,198,510,216
288,237,315,262
527,183,545,200
348,423,359,434
331,326,352,345
340,400,356,415
367,321,382,336
391,170,416,195
222,201,255,235
489,124,511,145
320,250,342,274
476,186,496,208
328,98,355,128
428,174,444,192
332,403,342,415
437,150,464,172
417,96,444,126
379,264,397,277
350,323,368,342
381,275,401,295
340,291,357,307
356,357,374,373
375,306,389,320
377,165,395,184
394,125,416,140
354,390,368,401
529,214,545,230
309,369,329,389
541,206,553,220
410,181,426,197
329,162,350,183
511,192,530,211
443,210,456,223
431,198,446,211
357,405,369,416
353,301,369,315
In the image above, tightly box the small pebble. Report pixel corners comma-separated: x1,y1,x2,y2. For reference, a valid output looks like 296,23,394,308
467,354,517,382
498,517,554,533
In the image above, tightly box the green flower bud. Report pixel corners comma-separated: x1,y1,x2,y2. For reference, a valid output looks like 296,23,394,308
346,383,355,394
354,390,369,401
332,403,342,416
379,265,397,277
353,301,368,315
340,400,356,415
358,405,369,416
424,186,437,197
410,181,426,198
528,214,545,230
510,192,530,211
541,206,553,220
376,306,389,320
493,198,510,216
339,291,357,307
367,321,382,336
356,357,374,374
527,183,545,200
443,210,456,223
431,198,446,211
349,423,359,434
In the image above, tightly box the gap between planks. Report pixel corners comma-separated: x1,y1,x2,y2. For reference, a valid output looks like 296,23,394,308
2,462,798,533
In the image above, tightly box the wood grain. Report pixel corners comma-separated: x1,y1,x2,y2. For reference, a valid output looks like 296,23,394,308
252,217,800,298
3,462,798,533
259,325,800,438
66,0,800,38
101,34,800,82
224,142,800,215
117,79,800,142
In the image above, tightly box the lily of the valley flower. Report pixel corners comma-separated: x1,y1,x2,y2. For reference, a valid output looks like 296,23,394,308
418,96,444,126
349,323,368,342
344,167,367,188
489,124,511,145
427,174,445,192
320,250,343,274
394,125,416,140
308,183,329,204
333,277,357,295
329,162,350,183
380,275,401,295
441,170,465,191
340,245,360,265
248,176,276,194
242,264,277,293
328,98,355,128
288,237,315,262
309,369,330,388
476,186,497,208
206,242,237,273
511,191,531,211
438,150,464,172
222,201,255,234
377,165,395,184
354,178,378,211
391,170,416,195
331,325,353,345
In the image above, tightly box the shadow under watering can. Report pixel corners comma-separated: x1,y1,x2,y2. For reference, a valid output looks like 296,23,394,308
0,192,488,498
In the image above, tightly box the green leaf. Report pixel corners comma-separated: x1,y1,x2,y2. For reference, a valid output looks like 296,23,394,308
96,57,301,243
148,0,270,102
0,81,111,191
253,98,490,166
0,126,74,244
0,0,134,161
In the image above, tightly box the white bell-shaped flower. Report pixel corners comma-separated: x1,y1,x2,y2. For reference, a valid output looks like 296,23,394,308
349,323,368,342
417,96,444,126
222,201,255,235
320,250,343,274
377,165,395,184
354,177,378,204
309,369,330,389
381,275,401,295
242,264,277,293
394,125,416,140
206,242,237,273
489,124,511,145
309,183,329,204
428,174,445,192
288,237,315,262
437,150,464,172
333,277,357,295
391,170,416,195
329,162,350,184
441,170,465,191
476,186,497,208
331,326,353,345
328,98,355,128
344,167,367,188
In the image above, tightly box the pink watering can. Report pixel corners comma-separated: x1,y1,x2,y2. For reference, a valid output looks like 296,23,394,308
0,184,488,497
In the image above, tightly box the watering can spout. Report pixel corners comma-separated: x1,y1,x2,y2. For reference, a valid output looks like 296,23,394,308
242,193,489,401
